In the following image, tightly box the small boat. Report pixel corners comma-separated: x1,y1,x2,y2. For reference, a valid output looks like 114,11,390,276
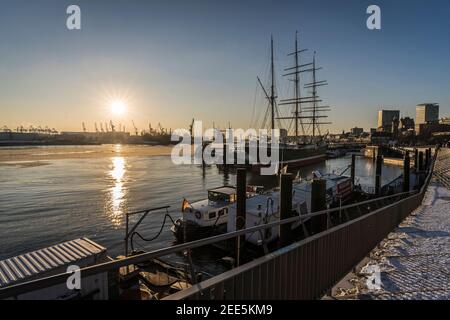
171,186,262,242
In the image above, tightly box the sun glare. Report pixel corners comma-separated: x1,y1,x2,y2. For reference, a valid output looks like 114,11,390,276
111,101,126,115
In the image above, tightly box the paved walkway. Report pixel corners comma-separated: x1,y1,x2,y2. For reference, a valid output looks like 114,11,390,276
332,148,450,300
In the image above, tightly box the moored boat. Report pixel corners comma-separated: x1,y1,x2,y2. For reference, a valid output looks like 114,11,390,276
171,186,262,242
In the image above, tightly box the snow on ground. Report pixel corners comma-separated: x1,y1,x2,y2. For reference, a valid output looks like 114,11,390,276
333,148,450,300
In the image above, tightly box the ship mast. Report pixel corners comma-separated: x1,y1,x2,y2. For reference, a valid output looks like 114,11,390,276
277,31,313,138
278,40,331,140
270,35,275,131
257,36,280,133
294,31,301,137
304,51,331,139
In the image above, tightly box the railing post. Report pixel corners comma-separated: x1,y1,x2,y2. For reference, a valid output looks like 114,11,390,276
351,154,356,188
279,173,293,246
403,152,410,192
414,148,418,172
236,168,246,266
425,148,431,170
418,151,424,171
311,179,327,233
375,154,383,195
125,213,129,257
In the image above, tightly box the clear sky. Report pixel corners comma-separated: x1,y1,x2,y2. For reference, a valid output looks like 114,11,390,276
0,0,449,133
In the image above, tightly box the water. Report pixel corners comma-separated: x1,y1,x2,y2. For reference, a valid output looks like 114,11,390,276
0,145,401,265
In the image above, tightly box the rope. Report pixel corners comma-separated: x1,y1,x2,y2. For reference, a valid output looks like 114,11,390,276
130,213,177,252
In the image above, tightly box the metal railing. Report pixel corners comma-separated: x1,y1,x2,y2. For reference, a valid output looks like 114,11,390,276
0,154,435,300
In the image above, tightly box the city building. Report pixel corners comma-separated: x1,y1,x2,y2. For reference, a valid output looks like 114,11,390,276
377,110,400,133
400,117,415,131
440,117,450,125
415,103,439,134
350,127,364,136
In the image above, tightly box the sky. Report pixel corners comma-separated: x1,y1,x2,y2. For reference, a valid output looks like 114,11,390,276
0,0,449,134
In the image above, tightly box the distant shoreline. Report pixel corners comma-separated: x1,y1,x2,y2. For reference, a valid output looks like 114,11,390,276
0,141,171,147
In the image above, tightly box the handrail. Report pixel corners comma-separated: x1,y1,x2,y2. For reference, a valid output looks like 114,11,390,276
0,155,436,299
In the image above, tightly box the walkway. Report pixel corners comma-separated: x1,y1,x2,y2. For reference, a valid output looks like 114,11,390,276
331,148,450,300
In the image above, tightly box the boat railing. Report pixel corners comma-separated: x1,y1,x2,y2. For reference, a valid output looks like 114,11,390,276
0,154,435,299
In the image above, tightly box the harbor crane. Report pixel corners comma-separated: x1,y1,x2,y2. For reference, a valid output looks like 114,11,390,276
94,123,99,133
82,122,87,133
189,118,194,136
110,120,115,132
132,120,139,136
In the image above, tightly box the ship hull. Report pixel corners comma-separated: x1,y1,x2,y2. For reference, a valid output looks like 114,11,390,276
171,219,227,243
250,144,327,173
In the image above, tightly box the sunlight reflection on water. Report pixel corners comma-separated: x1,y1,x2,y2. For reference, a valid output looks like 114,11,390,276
108,156,127,227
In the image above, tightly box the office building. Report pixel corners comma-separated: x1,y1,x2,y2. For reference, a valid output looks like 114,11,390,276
377,110,400,132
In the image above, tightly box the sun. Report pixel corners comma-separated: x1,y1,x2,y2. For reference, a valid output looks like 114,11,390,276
110,101,126,115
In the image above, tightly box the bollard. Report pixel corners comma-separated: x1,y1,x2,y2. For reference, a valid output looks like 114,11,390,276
419,151,424,171
279,173,293,246
414,148,418,171
351,154,356,188
236,168,246,266
375,154,383,195
403,152,410,192
311,179,327,233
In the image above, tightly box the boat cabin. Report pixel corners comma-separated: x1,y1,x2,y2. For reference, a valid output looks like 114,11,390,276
208,186,236,204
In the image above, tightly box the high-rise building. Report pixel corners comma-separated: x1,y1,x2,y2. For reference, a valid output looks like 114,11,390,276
350,127,364,136
377,110,400,132
416,103,439,134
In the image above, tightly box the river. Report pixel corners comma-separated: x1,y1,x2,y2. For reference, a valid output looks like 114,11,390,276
0,144,402,271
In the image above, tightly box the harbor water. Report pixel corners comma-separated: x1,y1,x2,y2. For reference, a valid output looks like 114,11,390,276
0,145,402,268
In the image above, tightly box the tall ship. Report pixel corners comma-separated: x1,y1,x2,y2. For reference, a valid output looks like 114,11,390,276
247,33,331,172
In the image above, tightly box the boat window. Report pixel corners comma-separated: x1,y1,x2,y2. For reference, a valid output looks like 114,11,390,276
218,209,225,216
209,211,217,219
208,191,230,203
